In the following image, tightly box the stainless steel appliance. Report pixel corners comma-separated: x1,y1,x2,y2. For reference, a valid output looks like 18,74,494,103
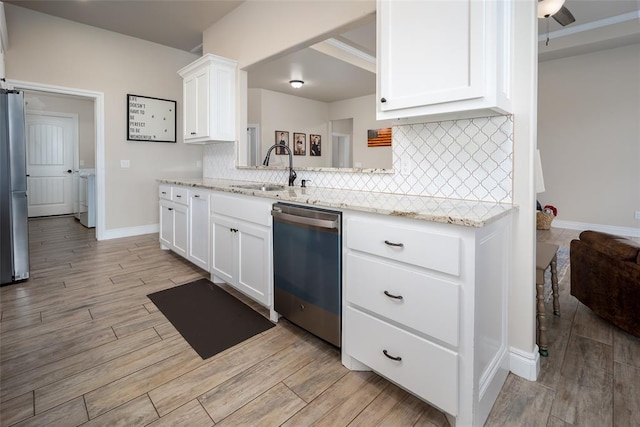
271,202,341,347
1,89,29,285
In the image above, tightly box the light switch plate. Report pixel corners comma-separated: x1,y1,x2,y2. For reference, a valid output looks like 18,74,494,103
120,160,130,168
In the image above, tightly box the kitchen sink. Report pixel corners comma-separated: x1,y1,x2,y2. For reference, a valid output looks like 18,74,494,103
231,183,286,192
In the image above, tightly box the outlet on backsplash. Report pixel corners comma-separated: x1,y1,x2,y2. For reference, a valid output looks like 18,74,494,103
400,157,412,176
635,211,640,220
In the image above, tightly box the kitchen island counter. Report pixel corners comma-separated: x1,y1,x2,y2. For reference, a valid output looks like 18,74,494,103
158,178,516,228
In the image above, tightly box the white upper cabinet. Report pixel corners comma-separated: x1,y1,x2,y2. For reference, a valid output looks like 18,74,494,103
178,53,237,143
377,0,512,122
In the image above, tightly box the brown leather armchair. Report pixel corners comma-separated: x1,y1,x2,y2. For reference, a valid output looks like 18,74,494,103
570,230,640,337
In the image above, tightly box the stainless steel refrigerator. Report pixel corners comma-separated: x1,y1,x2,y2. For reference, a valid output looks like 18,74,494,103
1,89,29,285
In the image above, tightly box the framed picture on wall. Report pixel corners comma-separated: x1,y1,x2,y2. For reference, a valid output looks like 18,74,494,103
275,130,289,155
127,94,176,142
293,133,306,155
367,127,392,147
310,134,321,156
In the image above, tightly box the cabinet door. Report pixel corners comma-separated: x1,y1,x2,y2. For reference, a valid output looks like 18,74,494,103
378,0,484,114
236,221,271,307
209,63,235,142
172,204,189,258
183,70,209,140
159,201,174,249
183,75,197,138
211,215,236,284
188,191,210,271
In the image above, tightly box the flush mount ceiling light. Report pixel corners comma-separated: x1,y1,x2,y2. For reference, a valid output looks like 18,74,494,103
289,80,304,89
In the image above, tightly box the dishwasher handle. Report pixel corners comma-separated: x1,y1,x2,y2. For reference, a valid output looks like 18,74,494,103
271,209,339,230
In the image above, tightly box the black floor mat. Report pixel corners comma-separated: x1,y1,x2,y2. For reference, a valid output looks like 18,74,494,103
148,279,275,359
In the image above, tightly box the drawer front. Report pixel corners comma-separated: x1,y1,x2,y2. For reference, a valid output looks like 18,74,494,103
158,185,171,201
172,187,189,205
346,217,460,276
346,253,459,346
211,192,272,227
345,306,458,415
190,188,210,201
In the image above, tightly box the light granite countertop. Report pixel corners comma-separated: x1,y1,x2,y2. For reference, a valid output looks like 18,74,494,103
158,178,517,227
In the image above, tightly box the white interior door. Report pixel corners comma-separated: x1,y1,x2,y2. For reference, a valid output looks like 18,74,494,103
26,113,76,217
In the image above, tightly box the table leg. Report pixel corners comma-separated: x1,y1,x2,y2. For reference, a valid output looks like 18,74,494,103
551,254,560,316
536,277,548,357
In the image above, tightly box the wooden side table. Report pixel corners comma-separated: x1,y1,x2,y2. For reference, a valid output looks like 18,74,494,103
536,242,561,357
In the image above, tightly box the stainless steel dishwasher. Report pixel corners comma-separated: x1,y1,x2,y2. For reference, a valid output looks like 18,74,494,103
271,202,341,347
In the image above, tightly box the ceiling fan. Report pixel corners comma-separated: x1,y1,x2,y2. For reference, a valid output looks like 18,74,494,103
538,0,576,45
538,0,576,26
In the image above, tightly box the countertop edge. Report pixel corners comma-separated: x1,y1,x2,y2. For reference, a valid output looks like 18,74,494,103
158,178,517,228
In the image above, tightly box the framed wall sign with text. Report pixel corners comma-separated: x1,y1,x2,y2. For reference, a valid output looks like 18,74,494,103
127,94,176,143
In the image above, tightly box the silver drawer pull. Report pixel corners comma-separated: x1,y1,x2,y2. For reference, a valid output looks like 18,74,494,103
384,290,403,300
384,240,404,248
383,349,402,361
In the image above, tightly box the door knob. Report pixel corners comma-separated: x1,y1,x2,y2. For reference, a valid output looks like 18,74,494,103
66,169,72,174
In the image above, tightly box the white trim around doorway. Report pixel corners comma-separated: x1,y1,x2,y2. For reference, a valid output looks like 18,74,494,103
8,79,106,241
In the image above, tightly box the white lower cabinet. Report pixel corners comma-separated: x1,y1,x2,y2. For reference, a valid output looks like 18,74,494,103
158,185,188,258
188,189,210,271
210,192,272,308
342,210,512,427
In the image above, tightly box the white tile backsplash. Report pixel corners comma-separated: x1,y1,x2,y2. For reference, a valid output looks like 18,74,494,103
203,115,513,203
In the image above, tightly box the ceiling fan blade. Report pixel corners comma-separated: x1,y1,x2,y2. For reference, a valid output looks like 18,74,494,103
553,6,576,26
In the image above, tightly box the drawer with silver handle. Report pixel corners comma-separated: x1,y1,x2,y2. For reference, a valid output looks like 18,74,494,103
346,217,460,276
345,252,459,346
345,306,458,416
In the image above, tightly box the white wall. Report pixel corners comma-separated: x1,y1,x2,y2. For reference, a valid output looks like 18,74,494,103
247,89,393,169
249,88,330,168
329,94,393,169
4,4,203,232
538,43,640,233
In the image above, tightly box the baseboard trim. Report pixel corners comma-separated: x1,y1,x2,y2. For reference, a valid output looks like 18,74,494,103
552,220,640,238
509,346,539,381
101,224,159,240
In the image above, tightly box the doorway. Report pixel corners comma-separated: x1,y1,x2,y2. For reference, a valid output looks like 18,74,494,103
330,118,353,168
332,133,352,168
10,80,105,240
247,124,261,167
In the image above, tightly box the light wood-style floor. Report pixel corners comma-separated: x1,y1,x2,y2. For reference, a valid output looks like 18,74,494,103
1,217,639,426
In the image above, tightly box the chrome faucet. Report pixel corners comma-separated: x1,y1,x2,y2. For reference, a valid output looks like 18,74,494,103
263,143,297,186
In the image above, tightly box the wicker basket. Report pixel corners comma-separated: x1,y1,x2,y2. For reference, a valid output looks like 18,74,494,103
536,211,554,230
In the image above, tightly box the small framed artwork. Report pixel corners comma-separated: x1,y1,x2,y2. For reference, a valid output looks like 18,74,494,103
293,132,306,155
274,130,289,155
367,127,392,147
127,94,176,143
310,134,321,156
